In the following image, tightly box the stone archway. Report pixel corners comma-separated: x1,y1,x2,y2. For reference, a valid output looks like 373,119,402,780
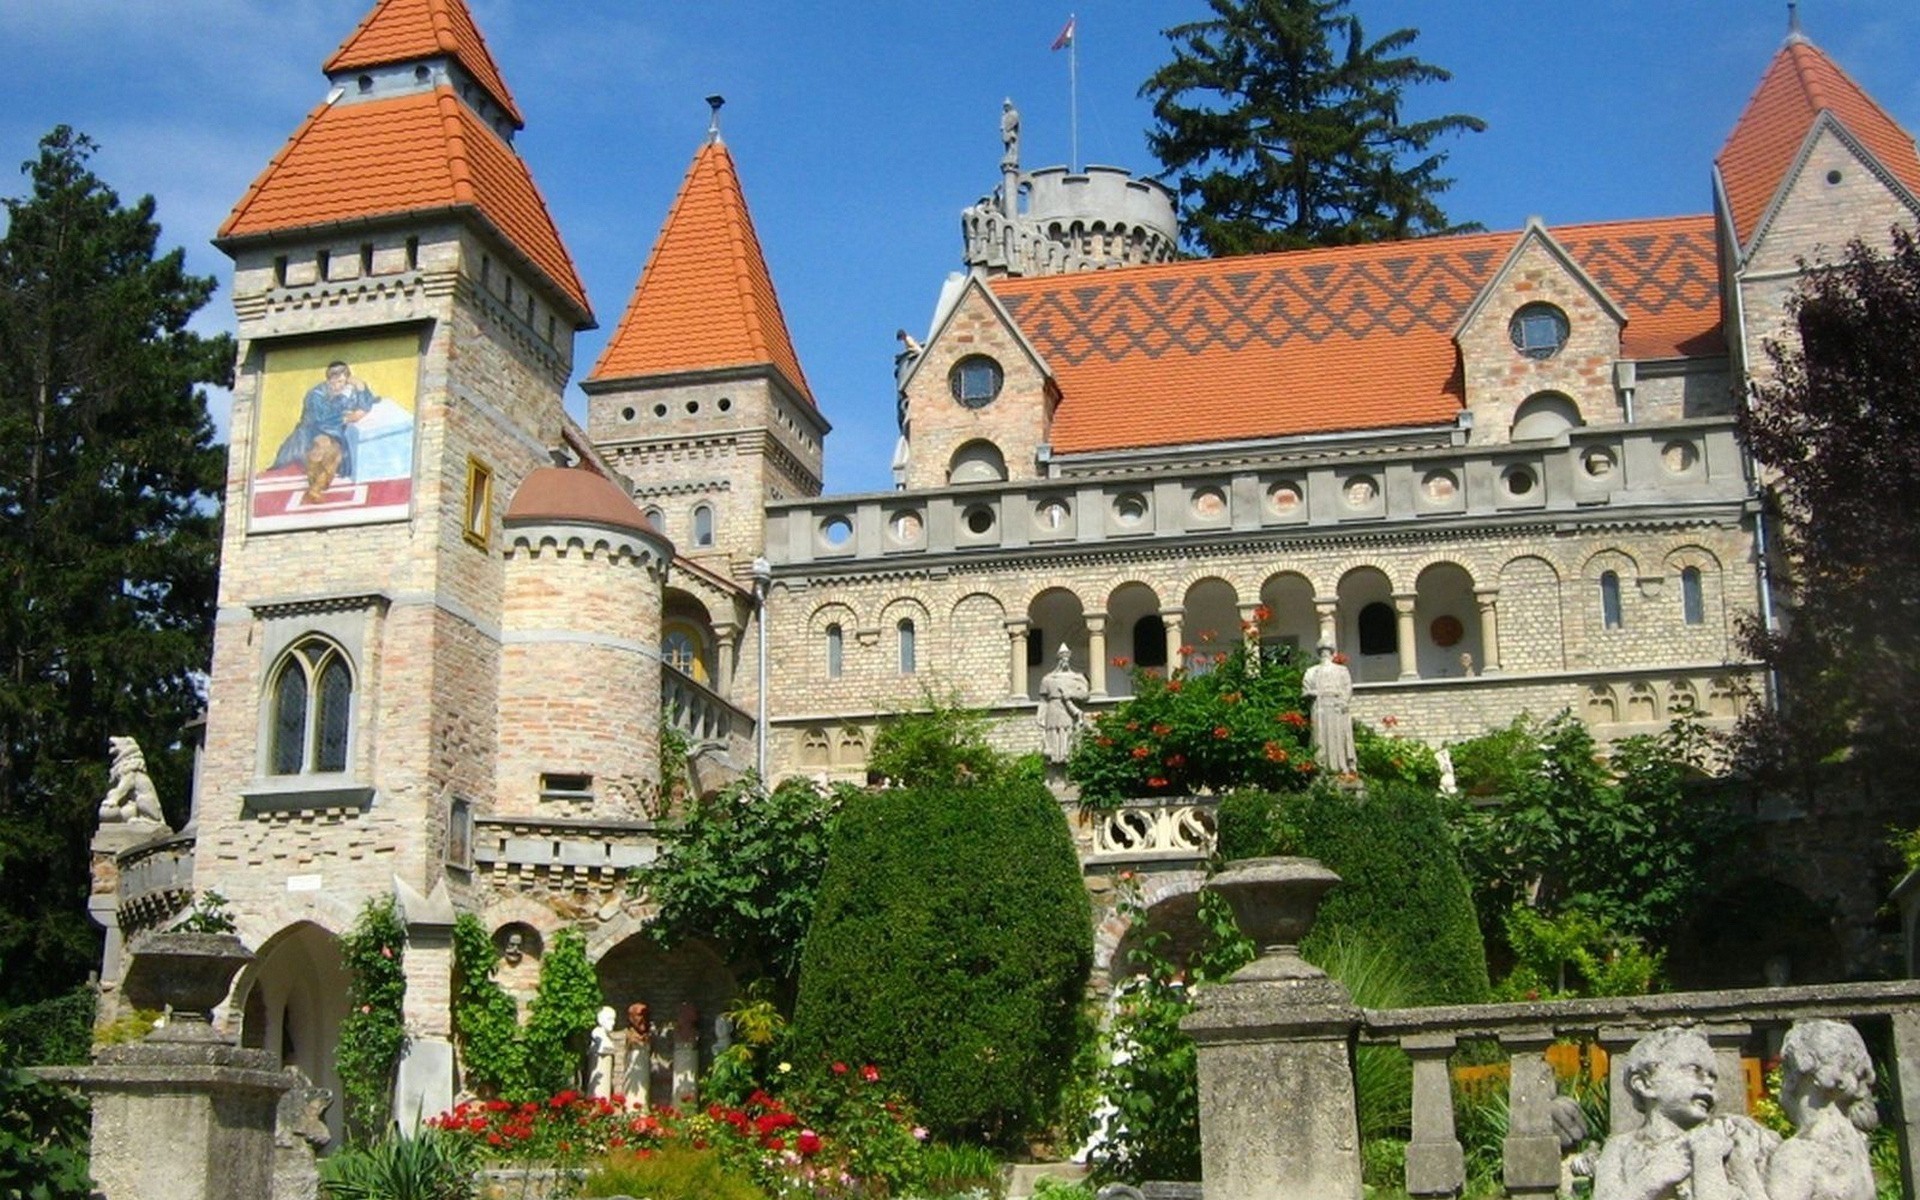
593,932,738,1108
235,921,350,1147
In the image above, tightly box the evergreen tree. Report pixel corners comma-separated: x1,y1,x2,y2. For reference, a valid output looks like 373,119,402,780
1141,0,1484,256
0,128,230,1005
1735,229,1920,781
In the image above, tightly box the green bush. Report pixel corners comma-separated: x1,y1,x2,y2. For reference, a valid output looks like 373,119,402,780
791,779,1092,1146
918,1142,1003,1197
338,897,408,1142
523,928,601,1099
318,1129,475,1200
1221,782,1490,1004
577,1147,768,1200
0,987,94,1067
449,914,527,1099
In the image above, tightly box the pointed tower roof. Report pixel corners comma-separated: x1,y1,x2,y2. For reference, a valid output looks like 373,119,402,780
1716,33,1920,249
587,139,814,405
324,0,525,127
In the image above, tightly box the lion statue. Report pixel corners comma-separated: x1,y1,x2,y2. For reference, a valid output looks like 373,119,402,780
98,736,166,826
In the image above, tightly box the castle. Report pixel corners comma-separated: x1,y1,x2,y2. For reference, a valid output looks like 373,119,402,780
87,0,1920,1142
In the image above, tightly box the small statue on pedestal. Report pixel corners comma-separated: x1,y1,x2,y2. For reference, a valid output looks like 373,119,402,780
621,1002,652,1110
98,736,167,827
1036,644,1089,766
587,1006,618,1100
1301,643,1357,776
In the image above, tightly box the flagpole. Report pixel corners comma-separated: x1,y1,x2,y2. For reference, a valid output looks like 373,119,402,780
1069,13,1079,172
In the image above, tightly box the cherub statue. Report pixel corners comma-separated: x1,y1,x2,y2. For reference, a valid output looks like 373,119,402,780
1767,1019,1877,1200
1593,1026,1775,1200
98,736,166,826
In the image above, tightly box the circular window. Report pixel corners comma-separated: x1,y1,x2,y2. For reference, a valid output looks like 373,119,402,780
1269,481,1303,514
652,403,668,417
1430,615,1465,648
620,406,636,422
1662,440,1698,473
1509,303,1570,359
685,400,700,414
888,510,923,543
1037,499,1070,530
1343,475,1379,507
718,397,733,412
1503,466,1537,496
963,505,996,535
1114,493,1149,526
1422,470,1458,502
1584,448,1617,478
1827,169,1843,185
1190,487,1227,519
820,515,853,547
949,355,1004,408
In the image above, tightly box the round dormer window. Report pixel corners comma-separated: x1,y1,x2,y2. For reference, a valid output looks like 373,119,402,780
949,355,1004,408
1509,303,1570,360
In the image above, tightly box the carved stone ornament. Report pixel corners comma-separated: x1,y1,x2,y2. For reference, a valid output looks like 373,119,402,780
98,735,167,827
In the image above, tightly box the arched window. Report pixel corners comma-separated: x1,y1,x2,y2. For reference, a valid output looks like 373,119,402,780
1680,567,1705,626
643,505,665,532
948,440,1008,484
1132,615,1167,669
1510,391,1584,441
898,619,917,674
1357,602,1397,656
269,637,352,776
662,624,706,683
1600,571,1624,630
691,504,715,548
825,624,844,679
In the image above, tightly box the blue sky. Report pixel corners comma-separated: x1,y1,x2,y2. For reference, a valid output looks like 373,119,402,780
3,1,1917,494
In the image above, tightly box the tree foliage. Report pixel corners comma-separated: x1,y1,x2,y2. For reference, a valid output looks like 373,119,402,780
634,777,843,1011
791,779,1092,1146
1141,0,1484,256
522,928,603,1099
450,913,529,1101
1735,230,1920,780
0,127,230,1006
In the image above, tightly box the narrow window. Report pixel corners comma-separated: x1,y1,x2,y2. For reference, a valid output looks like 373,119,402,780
463,459,492,548
1681,567,1705,626
1357,602,1397,656
825,624,844,679
692,504,715,548
315,249,331,281
272,255,289,287
1133,615,1168,669
898,619,917,674
1027,628,1045,667
359,243,375,276
404,236,419,271
268,638,352,776
1601,571,1624,630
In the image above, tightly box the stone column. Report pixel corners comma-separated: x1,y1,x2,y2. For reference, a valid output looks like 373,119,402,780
1887,1008,1920,1200
1500,1029,1562,1200
392,878,455,1132
712,620,740,698
1237,601,1264,652
1598,1024,1649,1135
1403,1033,1465,1198
1162,608,1185,673
1475,588,1501,673
1182,858,1362,1200
1703,1023,1751,1117
1085,613,1109,698
1314,596,1339,650
1393,593,1420,680
1006,619,1031,699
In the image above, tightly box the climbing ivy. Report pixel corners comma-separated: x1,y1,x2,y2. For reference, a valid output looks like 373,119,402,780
450,914,528,1100
337,897,407,1142
523,929,601,1098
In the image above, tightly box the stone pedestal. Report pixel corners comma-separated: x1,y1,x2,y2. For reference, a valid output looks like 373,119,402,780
1180,857,1363,1200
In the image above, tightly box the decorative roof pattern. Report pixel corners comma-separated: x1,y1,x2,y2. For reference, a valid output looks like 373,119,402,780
218,88,591,320
1717,38,1920,248
587,141,814,405
995,216,1722,455
324,0,525,127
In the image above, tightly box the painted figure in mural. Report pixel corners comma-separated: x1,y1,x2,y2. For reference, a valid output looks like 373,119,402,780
269,360,378,503
1593,1027,1775,1200
1301,642,1357,775
588,1005,619,1099
1036,643,1089,764
1000,98,1020,172
621,1002,652,1110
1767,1019,1877,1200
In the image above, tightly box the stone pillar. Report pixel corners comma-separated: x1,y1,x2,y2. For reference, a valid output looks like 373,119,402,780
1006,619,1030,699
1703,1023,1751,1117
1085,613,1109,698
1475,588,1501,674
1887,1008,1920,1200
1162,608,1185,673
1393,593,1420,680
88,824,164,994
1237,601,1264,652
1598,1025,1648,1135
392,878,454,1133
712,620,740,698
1182,858,1362,1200
1314,597,1339,650
1500,1030,1562,1200
1403,1033,1465,1198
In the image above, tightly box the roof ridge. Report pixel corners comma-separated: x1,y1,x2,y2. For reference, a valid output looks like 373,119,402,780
586,148,706,382
219,95,343,237
436,89,475,205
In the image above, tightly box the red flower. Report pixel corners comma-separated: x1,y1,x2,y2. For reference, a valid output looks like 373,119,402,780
1166,680,1182,693
1178,644,1195,657
1151,723,1172,736
831,1061,849,1075
1280,711,1308,728
1212,725,1231,739
1110,656,1130,668
1146,776,1169,789
1096,736,1114,747
861,1064,880,1082
798,1129,823,1155
1131,746,1151,760
1332,652,1349,664
1164,753,1186,768
1263,742,1289,763
1253,605,1273,623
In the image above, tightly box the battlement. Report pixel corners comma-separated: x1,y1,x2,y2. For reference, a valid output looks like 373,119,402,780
962,164,1179,279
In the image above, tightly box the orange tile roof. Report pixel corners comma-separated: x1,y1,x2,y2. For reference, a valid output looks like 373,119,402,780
506,465,657,536
218,88,590,321
1717,38,1920,249
994,216,1723,456
324,0,525,127
587,141,814,404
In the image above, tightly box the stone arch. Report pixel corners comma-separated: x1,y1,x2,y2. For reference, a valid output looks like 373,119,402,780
1413,561,1483,678
809,601,858,682
947,439,1008,484
950,592,1008,707
1586,684,1619,725
1108,581,1164,695
1668,679,1701,715
662,587,718,685
1181,577,1240,672
879,597,931,677
1706,676,1744,719
1256,571,1318,663
1511,391,1584,441
798,727,831,768
233,920,349,1146
1027,587,1089,700
1625,681,1661,723
1664,545,1725,636
1584,548,1640,637
594,931,738,1108
1335,565,1397,683
834,725,868,769
1093,869,1209,981
1498,555,1564,672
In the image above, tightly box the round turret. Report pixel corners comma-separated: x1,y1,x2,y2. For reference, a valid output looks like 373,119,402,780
962,165,1179,278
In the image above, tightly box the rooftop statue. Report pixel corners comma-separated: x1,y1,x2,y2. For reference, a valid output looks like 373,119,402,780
98,736,167,827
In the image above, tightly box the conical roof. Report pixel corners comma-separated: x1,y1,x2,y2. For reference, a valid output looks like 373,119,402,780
325,0,525,127
587,140,814,405
1717,35,1920,249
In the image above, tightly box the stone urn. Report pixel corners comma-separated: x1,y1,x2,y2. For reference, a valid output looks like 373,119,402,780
1205,856,1340,982
121,931,254,1042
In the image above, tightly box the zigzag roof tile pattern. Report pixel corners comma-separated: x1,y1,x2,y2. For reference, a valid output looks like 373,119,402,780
324,0,525,127
218,88,591,321
995,216,1723,455
1717,37,1920,249
588,141,814,405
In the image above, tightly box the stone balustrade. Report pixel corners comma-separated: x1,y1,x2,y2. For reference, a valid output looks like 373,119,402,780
472,815,657,889
1087,800,1217,865
662,662,753,761
115,832,197,930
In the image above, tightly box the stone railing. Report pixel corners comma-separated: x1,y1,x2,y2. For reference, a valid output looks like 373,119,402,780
472,815,658,890
1087,800,1217,864
662,663,753,761
115,831,197,930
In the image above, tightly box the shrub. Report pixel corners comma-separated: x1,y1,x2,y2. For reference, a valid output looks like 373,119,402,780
338,897,408,1142
0,1065,89,1200
918,1143,1003,1197
450,914,527,1100
0,987,93,1067
522,929,601,1099
868,696,1036,788
791,778,1092,1146
1219,781,1490,1004
578,1146,768,1200
318,1129,475,1200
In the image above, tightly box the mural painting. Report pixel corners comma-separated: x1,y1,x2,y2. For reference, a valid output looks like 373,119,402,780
250,332,420,531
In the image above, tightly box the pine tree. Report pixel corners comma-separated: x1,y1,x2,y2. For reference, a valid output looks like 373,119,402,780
0,128,231,1006
1141,0,1485,256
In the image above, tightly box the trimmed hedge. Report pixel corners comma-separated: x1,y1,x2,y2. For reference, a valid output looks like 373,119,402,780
790,779,1092,1146
1216,782,1489,1004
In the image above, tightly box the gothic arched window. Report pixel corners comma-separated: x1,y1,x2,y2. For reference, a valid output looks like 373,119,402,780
269,637,352,776
1600,571,1624,630
825,623,844,679
898,619,917,674
1680,567,1705,626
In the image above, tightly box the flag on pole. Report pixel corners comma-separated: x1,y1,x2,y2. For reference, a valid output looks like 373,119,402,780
1051,15,1075,51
